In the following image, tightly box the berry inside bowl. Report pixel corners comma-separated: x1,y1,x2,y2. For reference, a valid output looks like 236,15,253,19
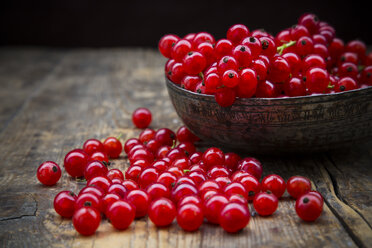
165,77,372,154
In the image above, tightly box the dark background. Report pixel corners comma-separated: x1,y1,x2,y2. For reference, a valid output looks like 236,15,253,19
1,0,371,48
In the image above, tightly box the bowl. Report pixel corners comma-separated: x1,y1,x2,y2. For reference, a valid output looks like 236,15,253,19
165,77,372,154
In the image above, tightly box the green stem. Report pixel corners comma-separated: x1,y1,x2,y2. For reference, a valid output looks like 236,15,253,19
277,40,296,55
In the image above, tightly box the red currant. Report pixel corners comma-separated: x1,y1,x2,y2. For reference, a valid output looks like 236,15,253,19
286,176,312,199
177,203,204,232
107,200,135,229
215,39,233,59
295,193,323,221
261,174,286,198
183,51,207,75
305,67,329,94
64,149,89,178
237,157,263,180
126,189,150,218
159,34,180,58
148,197,176,227
335,77,357,92
84,160,108,181
253,192,278,216
37,161,61,186
171,39,192,62
227,24,250,45
54,191,76,218
103,137,123,158
72,207,101,236
132,108,152,129
215,87,236,107
219,202,250,233
203,194,228,224
83,139,105,155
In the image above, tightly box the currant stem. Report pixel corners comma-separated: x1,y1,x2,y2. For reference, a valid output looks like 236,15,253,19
277,40,296,55
117,133,123,140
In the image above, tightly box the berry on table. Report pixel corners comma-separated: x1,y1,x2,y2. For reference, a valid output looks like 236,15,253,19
37,161,61,186
132,108,152,129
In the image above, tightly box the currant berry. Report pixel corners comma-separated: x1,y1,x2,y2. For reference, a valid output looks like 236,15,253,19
295,193,323,222
222,69,240,88
298,13,319,35
251,59,268,81
305,67,329,94
169,62,186,84
217,56,239,74
75,193,102,212
290,24,310,40
132,108,152,129
255,80,277,98
103,137,122,158
107,200,135,229
259,37,277,57
177,203,204,232
241,36,262,58
335,77,357,92
204,72,222,93
267,56,291,83
238,175,261,201
215,87,236,107
183,51,207,75
261,174,286,198
155,128,176,146
296,36,314,56
215,39,233,59
54,191,76,218
286,176,312,199
171,182,198,203
158,34,180,58
64,149,89,178
238,68,257,98
181,75,202,92
148,197,176,227
72,207,101,236
90,151,109,164
83,139,105,155
193,32,215,46
138,167,159,189
284,77,306,97
202,147,225,169
84,160,108,181
171,39,192,62
219,202,250,233
253,192,279,216
223,152,241,171
203,194,229,224
126,189,150,218
197,42,215,65
227,24,250,45
346,40,366,59
87,176,112,193
37,161,61,186
231,45,252,67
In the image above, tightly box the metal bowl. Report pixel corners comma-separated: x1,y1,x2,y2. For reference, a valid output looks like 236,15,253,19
165,77,372,154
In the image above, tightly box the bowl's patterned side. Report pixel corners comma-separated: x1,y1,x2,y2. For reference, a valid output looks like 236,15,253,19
166,78,372,153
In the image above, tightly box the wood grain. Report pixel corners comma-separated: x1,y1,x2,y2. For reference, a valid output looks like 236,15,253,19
0,48,371,247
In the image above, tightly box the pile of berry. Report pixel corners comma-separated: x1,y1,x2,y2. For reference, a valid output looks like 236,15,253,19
37,108,324,236
159,13,372,107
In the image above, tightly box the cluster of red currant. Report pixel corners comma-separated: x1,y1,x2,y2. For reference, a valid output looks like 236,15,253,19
159,13,372,107
36,108,324,236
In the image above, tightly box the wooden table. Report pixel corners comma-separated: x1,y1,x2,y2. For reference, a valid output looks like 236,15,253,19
0,47,371,248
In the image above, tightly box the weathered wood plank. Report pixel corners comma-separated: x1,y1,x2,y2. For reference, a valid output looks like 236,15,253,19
0,48,370,247
0,48,65,132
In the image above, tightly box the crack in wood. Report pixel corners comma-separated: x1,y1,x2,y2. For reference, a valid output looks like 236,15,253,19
325,154,372,231
320,163,366,248
0,193,38,222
